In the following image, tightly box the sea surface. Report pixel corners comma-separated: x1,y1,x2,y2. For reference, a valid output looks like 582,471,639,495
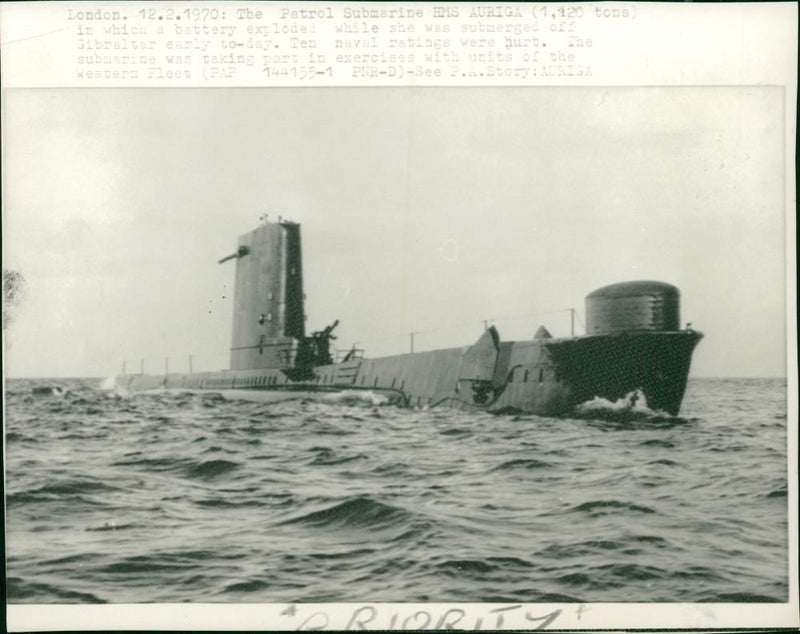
4,377,789,604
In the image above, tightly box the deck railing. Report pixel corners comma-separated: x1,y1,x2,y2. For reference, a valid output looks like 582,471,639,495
119,352,228,376
119,309,583,375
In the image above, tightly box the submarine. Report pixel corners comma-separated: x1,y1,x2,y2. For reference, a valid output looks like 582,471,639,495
115,220,703,416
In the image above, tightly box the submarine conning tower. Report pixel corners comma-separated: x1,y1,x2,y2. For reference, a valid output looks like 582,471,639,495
223,221,305,370
585,281,680,335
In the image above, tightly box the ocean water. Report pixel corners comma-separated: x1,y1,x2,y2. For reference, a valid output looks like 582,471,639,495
4,377,789,604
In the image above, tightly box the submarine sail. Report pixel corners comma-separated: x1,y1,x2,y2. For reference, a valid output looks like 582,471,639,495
222,221,305,371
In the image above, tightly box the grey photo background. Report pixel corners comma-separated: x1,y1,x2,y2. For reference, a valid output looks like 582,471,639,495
3,87,790,604
3,87,786,378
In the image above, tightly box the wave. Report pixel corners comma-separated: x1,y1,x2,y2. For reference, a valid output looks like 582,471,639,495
308,452,367,467
182,459,240,480
223,579,271,593
314,549,382,563
194,498,270,509
98,557,191,574
200,392,227,403
6,479,124,509
111,457,186,471
567,499,657,516
5,431,30,443
6,577,106,603
534,591,583,602
631,534,670,546
492,458,553,471
111,456,241,481
639,439,676,448
698,591,785,602
7,491,107,508
595,562,666,581
536,539,626,559
436,559,497,576
30,384,69,398
85,522,136,532
370,462,409,477
556,571,595,586
439,427,472,437
280,496,414,531
16,479,120,497
305,420,357,436
672,565,728,581
41,552,102,566
485,555,536,569
543,562,669,592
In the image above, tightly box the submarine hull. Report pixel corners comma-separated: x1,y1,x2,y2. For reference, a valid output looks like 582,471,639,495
115,330,702,417
115,222,704,417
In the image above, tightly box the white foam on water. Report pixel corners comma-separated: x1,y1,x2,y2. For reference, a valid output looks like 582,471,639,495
137,387,398,407
99,375,116,391
576,389,668,418
99,375,134,398
321,390,393,406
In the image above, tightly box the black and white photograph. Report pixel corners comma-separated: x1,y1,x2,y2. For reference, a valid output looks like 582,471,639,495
2,2,797,631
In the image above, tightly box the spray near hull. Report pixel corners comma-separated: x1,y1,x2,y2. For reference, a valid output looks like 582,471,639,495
115,221,703,416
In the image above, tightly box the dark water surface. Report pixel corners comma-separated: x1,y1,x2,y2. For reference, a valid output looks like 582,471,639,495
5,378,788,604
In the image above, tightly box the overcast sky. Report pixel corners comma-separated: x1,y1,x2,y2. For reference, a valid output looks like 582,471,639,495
2,87,787,378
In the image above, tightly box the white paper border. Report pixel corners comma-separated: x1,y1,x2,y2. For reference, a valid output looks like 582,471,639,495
2,1,797,631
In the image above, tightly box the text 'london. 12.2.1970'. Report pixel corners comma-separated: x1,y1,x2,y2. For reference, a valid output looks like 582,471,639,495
65,3,617,82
